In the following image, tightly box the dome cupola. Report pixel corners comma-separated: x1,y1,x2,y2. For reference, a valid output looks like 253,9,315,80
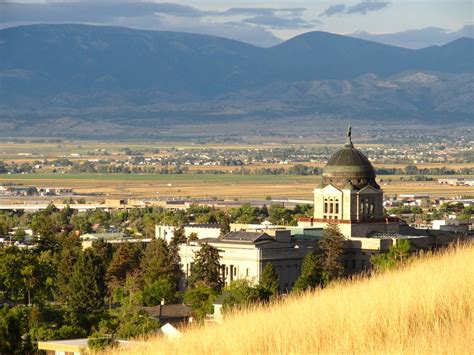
322,126,379,190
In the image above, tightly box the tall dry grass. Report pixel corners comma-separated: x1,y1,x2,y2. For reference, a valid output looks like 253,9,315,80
113,244,474,354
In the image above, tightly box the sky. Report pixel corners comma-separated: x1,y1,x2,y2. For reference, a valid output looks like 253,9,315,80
1,0,473,47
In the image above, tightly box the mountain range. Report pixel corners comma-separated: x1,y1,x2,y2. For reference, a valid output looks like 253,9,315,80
0,24,473,138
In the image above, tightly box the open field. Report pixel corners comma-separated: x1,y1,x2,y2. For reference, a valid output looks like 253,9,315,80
0,173,472,200
0,139,472,200
113,244,474,355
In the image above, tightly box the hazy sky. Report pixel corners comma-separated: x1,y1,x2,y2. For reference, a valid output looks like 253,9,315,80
1,1,472,47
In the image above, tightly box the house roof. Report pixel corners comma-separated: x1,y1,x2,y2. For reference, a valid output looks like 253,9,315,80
38,338,89,352
142,304,193,319
80,232,127,240
220,231,273,243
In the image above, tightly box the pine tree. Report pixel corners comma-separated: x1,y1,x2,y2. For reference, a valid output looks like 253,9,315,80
189,243,223,291
107,243,141,287
219,214,231,237
170,226,186,246
55,246,81,302
140,239,174,286
261,262,279,296
67,249,106,316
293,252,322,292
319,223,346,285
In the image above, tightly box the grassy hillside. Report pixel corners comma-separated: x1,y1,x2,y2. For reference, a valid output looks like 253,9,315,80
113,244,474,354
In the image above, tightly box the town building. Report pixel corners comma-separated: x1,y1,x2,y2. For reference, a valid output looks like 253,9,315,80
178,229,314,292
300,127,399,238
177,128,471,292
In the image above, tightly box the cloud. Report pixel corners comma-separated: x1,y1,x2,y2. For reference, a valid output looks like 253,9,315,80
0,1,287,47
346,1,389,15
319,1,388,17
319,4,346,17
242,15,315,30
351,25,474,49
222,7,307,17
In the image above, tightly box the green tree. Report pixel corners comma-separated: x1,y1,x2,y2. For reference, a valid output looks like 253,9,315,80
140,239,174,286
219,214,231,237
293,252,322,292
189,243,223,292
54,243,81,303
260,262,279,296
183,284,216,322
319,223,346,285
30,212,59,252
91,239,114,269
221,279,270,313
0,306,34,354
142,279,176,306
170,226,186,246
372,240,411,272
66,249,107,324
107,243,142,287
268,204,291,225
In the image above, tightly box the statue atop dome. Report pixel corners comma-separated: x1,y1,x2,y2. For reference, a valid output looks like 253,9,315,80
345,125,353,148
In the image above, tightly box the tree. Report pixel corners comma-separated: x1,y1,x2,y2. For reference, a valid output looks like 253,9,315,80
91,239,114,269
189,243,223,292
390,239,410,263
260,262,279,296
188,232,199,243
183,284,216,322
170,226,186,246
372,240,411,272
54,243,82,303
219,214,231,237
319,223,345,285
268,204,291,225
140,239,179,289
107,243,142,287
66,249,107,323
0,306,34,354
293,252,322,292
221,279,270,313
30,212,59,253
142,279,176,306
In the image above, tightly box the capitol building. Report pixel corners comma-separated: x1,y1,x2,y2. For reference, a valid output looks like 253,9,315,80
309,127,398,238
173,128,465,292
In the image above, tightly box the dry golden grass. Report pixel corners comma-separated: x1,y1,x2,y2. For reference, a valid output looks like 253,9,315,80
112,244,474,355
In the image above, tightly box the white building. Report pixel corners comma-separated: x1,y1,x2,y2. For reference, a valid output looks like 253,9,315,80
178,229,314,292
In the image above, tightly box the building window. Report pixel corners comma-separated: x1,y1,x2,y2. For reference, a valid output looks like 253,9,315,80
324,202,328,213
329,203,333,213
335,203,339,214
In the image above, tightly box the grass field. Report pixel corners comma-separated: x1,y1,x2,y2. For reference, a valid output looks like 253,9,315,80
0,173,472,200
113,244,474,355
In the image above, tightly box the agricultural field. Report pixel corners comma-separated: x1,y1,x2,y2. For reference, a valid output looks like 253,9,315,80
0,139,472,201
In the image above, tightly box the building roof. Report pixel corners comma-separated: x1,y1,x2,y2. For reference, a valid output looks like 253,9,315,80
220,231,273,243
142,304,193,319
38,338,89,352
80,232,127,240
322,127,379,190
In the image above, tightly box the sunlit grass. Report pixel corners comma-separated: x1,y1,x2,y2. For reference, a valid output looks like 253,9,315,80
112,244,474,354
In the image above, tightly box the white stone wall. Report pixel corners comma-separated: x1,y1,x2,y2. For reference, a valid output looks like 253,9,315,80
178,241,309,293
